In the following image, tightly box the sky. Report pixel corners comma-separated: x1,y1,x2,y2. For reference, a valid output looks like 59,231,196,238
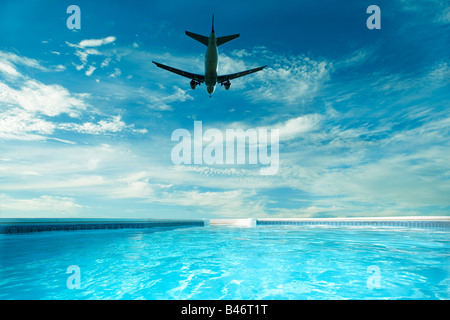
0,0,449,219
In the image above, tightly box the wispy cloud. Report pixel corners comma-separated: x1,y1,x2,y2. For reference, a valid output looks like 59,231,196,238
373,61,450,93
0,60,21,77
334,48,373,69
0,107,55,141
0,80,88,117
0,51,49,72
153,189,266,218
0,51,65,75
221,47,332,105
66,36,117,73
138,86,194,111
58,115,147,135
397,0,450,24
85,65,96,76
0,194,84,217
276,114,322,141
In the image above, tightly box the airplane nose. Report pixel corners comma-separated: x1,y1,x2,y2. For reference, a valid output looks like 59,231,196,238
207,86,215,95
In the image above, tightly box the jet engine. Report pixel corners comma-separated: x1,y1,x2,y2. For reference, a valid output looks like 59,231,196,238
223,80,231,90
190,80,198,89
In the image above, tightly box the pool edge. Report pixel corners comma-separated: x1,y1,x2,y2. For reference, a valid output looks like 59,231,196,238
256,216,450,228
0,218,206,234
1,216,449,233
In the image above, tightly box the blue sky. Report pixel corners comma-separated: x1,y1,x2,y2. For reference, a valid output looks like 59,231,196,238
0,0,449,219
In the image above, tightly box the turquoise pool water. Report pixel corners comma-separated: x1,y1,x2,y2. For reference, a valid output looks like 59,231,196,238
0,225,449,299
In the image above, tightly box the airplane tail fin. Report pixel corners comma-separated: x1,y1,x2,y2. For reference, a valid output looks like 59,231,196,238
185,31,209,46
216,34,240,46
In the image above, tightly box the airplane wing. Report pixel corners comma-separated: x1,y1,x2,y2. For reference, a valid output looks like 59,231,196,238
217,65,267,84
152,61,205,83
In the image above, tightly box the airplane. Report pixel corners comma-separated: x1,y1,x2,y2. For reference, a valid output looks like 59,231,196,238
152,15,266,96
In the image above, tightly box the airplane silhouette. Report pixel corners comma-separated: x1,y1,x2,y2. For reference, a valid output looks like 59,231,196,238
153,15,266,95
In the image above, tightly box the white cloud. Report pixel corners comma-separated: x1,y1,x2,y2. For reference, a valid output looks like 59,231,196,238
276,114,322,141
218,53,249,75
0,60,20,77
0,194,83,217
58,115,129,135
0,50,66,78
108,172,156,199
0,51,94,141
374,61,450,93
397,0,450,24
53,65,66,72
209,113,321,145
231,49,251,58
66,37,116,72
140,86,194,110
109,67,121,78
437,7,450,23
0,144,169,209
155,189,265,218
85,65,96,76
274,106,450,215
426,61,450,83
73,48,101,70
307,150,450,208
79,36,116,48
0,51,48,71
101,58,111,68
252,58,330,104
0,108,55,141
224,48,332,105
0,144,117,189
0,77,146,140
0,79,88,117
0,51,146,142
334,48,372,68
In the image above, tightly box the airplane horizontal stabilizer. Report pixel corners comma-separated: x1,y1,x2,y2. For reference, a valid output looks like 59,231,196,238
216,34,240,46
185,31,209,46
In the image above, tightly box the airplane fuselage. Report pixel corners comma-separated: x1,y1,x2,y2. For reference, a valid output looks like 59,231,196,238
205,31,218,94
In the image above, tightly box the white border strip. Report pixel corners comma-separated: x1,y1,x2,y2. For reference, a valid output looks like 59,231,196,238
208,217,450,228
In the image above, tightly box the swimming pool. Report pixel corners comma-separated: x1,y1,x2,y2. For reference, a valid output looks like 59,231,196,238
0,223,449,299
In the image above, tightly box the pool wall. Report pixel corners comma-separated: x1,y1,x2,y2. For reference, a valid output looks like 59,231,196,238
209,217,450,229
256,217,450,229
0,218,206,234
1,217,449,234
